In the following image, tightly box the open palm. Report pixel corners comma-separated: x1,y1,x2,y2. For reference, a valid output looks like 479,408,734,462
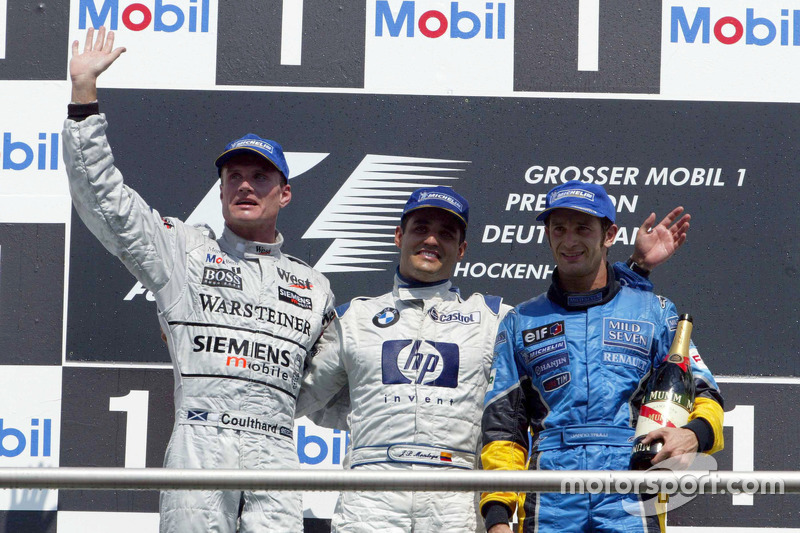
70,27,125,103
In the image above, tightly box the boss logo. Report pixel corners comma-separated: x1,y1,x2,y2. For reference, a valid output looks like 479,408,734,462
202,267,242,290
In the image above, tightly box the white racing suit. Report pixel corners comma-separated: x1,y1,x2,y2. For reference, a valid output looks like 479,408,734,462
63,114,335,533
298,274,509,532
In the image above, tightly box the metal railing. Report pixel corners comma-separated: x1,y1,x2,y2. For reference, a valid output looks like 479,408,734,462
0,468,795,495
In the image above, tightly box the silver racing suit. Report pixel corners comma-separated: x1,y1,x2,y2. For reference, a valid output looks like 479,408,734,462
297,274,510,532
63,114,335,533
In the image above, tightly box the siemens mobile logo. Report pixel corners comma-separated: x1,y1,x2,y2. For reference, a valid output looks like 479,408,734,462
375,1,506,39
0,133,59,171
672,6,800,46
79,0,210,32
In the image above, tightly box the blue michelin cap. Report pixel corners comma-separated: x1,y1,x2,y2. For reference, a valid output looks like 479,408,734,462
402,186,469,229
215,134,290,181
536,181,616,223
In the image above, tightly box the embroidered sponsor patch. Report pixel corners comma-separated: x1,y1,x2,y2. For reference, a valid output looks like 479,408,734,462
495,331,508,346
278,286,312,310
602,351,649,372
602,318,654,356
187,410,209,421
373,307,400,328
429,308,481,324
522,321,565,347
205,251,232,266
543,372,571,392
567,292,604,307
381,339,459,388
552,189,595,202
690,347,708,370
533,352,570,376
523,339,567,363
202,267,243,290
667,315,678,331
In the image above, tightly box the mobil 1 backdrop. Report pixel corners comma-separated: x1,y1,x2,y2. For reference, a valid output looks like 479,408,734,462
61,88,800,528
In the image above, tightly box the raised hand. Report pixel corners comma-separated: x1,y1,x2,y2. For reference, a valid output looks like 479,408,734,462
70,27,126,104
630,207,691,272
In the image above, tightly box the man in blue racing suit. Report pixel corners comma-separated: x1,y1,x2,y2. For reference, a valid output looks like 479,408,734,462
480,181,724,533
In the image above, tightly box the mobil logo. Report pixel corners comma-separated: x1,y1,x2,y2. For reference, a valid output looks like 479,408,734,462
0,418,52,458
79,0,210,33
671,6,800,46
1,132,59,171
296,426,350,466
375,1,506,39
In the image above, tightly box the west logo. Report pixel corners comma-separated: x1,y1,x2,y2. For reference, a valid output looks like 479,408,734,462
382,339,459,388
277,267,313,290
79,0,210,32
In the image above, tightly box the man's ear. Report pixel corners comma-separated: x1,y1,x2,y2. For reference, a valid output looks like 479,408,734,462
604,224,619,249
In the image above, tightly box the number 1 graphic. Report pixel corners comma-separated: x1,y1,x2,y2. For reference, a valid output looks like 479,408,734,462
0,0,8,60
281,0,304,66
577,0,599,71
109,390,150,468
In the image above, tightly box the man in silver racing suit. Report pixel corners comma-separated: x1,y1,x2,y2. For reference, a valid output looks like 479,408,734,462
63,28,334,532
297,186,690,532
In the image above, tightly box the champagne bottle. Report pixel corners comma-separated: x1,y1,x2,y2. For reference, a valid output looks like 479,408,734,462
629,314,696,470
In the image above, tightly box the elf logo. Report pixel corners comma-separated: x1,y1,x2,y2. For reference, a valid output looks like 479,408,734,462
375,1,506,39
78,0,210,32
0,418,52,458
522,321,565,347
671,6,800,46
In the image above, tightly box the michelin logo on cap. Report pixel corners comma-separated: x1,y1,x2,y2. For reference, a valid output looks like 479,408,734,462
232,139,275,153
417,191,464,210
551,189,595,202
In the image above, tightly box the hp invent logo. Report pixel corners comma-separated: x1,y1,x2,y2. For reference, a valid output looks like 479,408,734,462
381,339,460,388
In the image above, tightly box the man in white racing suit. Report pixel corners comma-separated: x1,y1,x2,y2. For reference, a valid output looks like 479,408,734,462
63,28,334,533
296,186,690,532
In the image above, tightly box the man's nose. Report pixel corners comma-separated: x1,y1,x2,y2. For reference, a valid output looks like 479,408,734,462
423,233,439,245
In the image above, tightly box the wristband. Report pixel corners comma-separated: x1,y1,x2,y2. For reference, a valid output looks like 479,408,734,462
625,257,651,277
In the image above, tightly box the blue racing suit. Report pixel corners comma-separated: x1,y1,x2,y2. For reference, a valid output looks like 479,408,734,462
480,264,724,533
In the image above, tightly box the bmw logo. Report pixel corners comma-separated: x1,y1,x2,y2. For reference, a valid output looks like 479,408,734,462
372,307,400,328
